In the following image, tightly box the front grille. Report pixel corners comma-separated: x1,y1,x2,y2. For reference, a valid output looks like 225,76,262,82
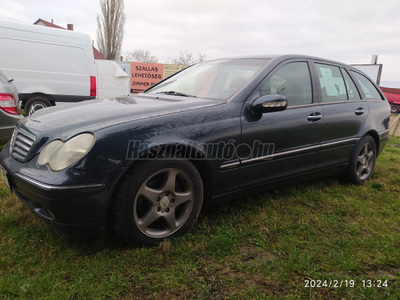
10,127,36,162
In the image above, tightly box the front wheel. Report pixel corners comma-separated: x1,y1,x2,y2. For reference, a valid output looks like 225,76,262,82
343,135,376,185
112,160,204,245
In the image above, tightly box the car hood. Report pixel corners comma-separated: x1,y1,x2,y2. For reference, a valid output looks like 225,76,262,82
20,95,224,139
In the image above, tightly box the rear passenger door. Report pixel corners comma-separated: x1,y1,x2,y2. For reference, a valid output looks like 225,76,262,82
313,62,369,169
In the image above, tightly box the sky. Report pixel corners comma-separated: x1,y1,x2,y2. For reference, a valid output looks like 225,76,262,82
1,0,400,83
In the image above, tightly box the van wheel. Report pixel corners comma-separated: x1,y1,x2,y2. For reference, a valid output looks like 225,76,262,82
391,105,399,114
25,97,52,116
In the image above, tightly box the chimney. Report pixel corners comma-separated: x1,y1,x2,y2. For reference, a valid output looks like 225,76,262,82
51,19,53,24
67,24,74,31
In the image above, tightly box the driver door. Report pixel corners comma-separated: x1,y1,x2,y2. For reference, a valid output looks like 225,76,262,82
239,60,322,188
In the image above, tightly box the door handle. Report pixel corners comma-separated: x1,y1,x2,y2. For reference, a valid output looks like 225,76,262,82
307,112,322,122
355,107,364,115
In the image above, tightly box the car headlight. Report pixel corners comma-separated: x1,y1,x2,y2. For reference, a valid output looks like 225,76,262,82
38,133,95,171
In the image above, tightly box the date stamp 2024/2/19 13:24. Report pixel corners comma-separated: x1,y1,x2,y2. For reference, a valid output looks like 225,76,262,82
304,279,389,288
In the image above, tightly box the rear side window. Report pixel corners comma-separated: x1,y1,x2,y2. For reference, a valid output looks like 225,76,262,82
351,71,382,100
315,64,347,102
342,69,361,100
261,62,312,106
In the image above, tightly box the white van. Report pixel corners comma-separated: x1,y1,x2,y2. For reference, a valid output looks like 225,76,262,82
0,20,96,115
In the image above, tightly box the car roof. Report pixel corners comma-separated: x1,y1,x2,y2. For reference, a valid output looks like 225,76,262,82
209,54,350,68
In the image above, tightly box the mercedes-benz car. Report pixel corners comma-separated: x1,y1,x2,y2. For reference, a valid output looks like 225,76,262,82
0,55,390,245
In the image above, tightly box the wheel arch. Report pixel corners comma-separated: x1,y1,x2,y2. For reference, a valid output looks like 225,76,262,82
363,130,380,156
20,93,55,108
106,143,213,225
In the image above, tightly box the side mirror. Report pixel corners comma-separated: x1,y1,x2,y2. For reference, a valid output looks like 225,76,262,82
251,94,288,114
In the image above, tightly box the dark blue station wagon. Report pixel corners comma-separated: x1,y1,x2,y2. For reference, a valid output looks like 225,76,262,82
0,55,391,245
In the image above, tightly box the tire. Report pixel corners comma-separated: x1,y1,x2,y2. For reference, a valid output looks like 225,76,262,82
343,135,376,185
112,160,204,245
24,97,52,116
391,105,399,114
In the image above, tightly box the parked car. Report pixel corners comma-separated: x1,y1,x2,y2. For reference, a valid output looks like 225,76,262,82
0,70,22,145
0,55,390,245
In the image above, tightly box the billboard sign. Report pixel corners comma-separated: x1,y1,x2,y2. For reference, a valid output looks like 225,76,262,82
351,64,383,85
163,64,187,79
130,62,164,93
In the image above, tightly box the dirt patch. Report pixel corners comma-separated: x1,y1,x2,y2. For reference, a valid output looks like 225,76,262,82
365,268,400,279
239,246,276,266
360,229,371,237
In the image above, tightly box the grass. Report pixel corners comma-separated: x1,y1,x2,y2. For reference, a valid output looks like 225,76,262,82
1,137,400,299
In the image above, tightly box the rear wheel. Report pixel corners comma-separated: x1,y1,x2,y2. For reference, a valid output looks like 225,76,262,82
25,97,52,115
343,135,376,185
113,160,203,245
391,105,399,114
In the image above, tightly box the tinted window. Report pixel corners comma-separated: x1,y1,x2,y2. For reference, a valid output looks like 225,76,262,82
315,64,347,102
261,62,312,106
342,69,361,100
351,71,382,99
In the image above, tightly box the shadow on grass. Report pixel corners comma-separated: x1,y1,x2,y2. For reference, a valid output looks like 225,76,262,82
54,175,344,255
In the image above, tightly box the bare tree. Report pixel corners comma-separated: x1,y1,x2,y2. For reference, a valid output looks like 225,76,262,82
124,49,159,63
96,0,126,60
169,50,206,65
197,53,206,63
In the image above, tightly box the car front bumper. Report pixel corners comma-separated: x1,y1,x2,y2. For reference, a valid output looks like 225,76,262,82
0,143,127,237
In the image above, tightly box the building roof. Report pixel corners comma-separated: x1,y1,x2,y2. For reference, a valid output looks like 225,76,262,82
93,47,106,60
33,18,106,60
33,18,65,29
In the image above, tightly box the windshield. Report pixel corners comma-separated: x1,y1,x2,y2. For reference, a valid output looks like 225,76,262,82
145,59,269,100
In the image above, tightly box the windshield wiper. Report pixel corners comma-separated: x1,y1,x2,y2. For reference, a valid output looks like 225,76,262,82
156,91,196,97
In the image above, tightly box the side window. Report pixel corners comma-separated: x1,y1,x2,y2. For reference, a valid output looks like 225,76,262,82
351,71,382,100
315,64,347,102
261,62,312,106
342,69,361,100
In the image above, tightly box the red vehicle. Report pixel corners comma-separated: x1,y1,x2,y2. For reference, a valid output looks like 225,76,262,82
380,87,400,113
